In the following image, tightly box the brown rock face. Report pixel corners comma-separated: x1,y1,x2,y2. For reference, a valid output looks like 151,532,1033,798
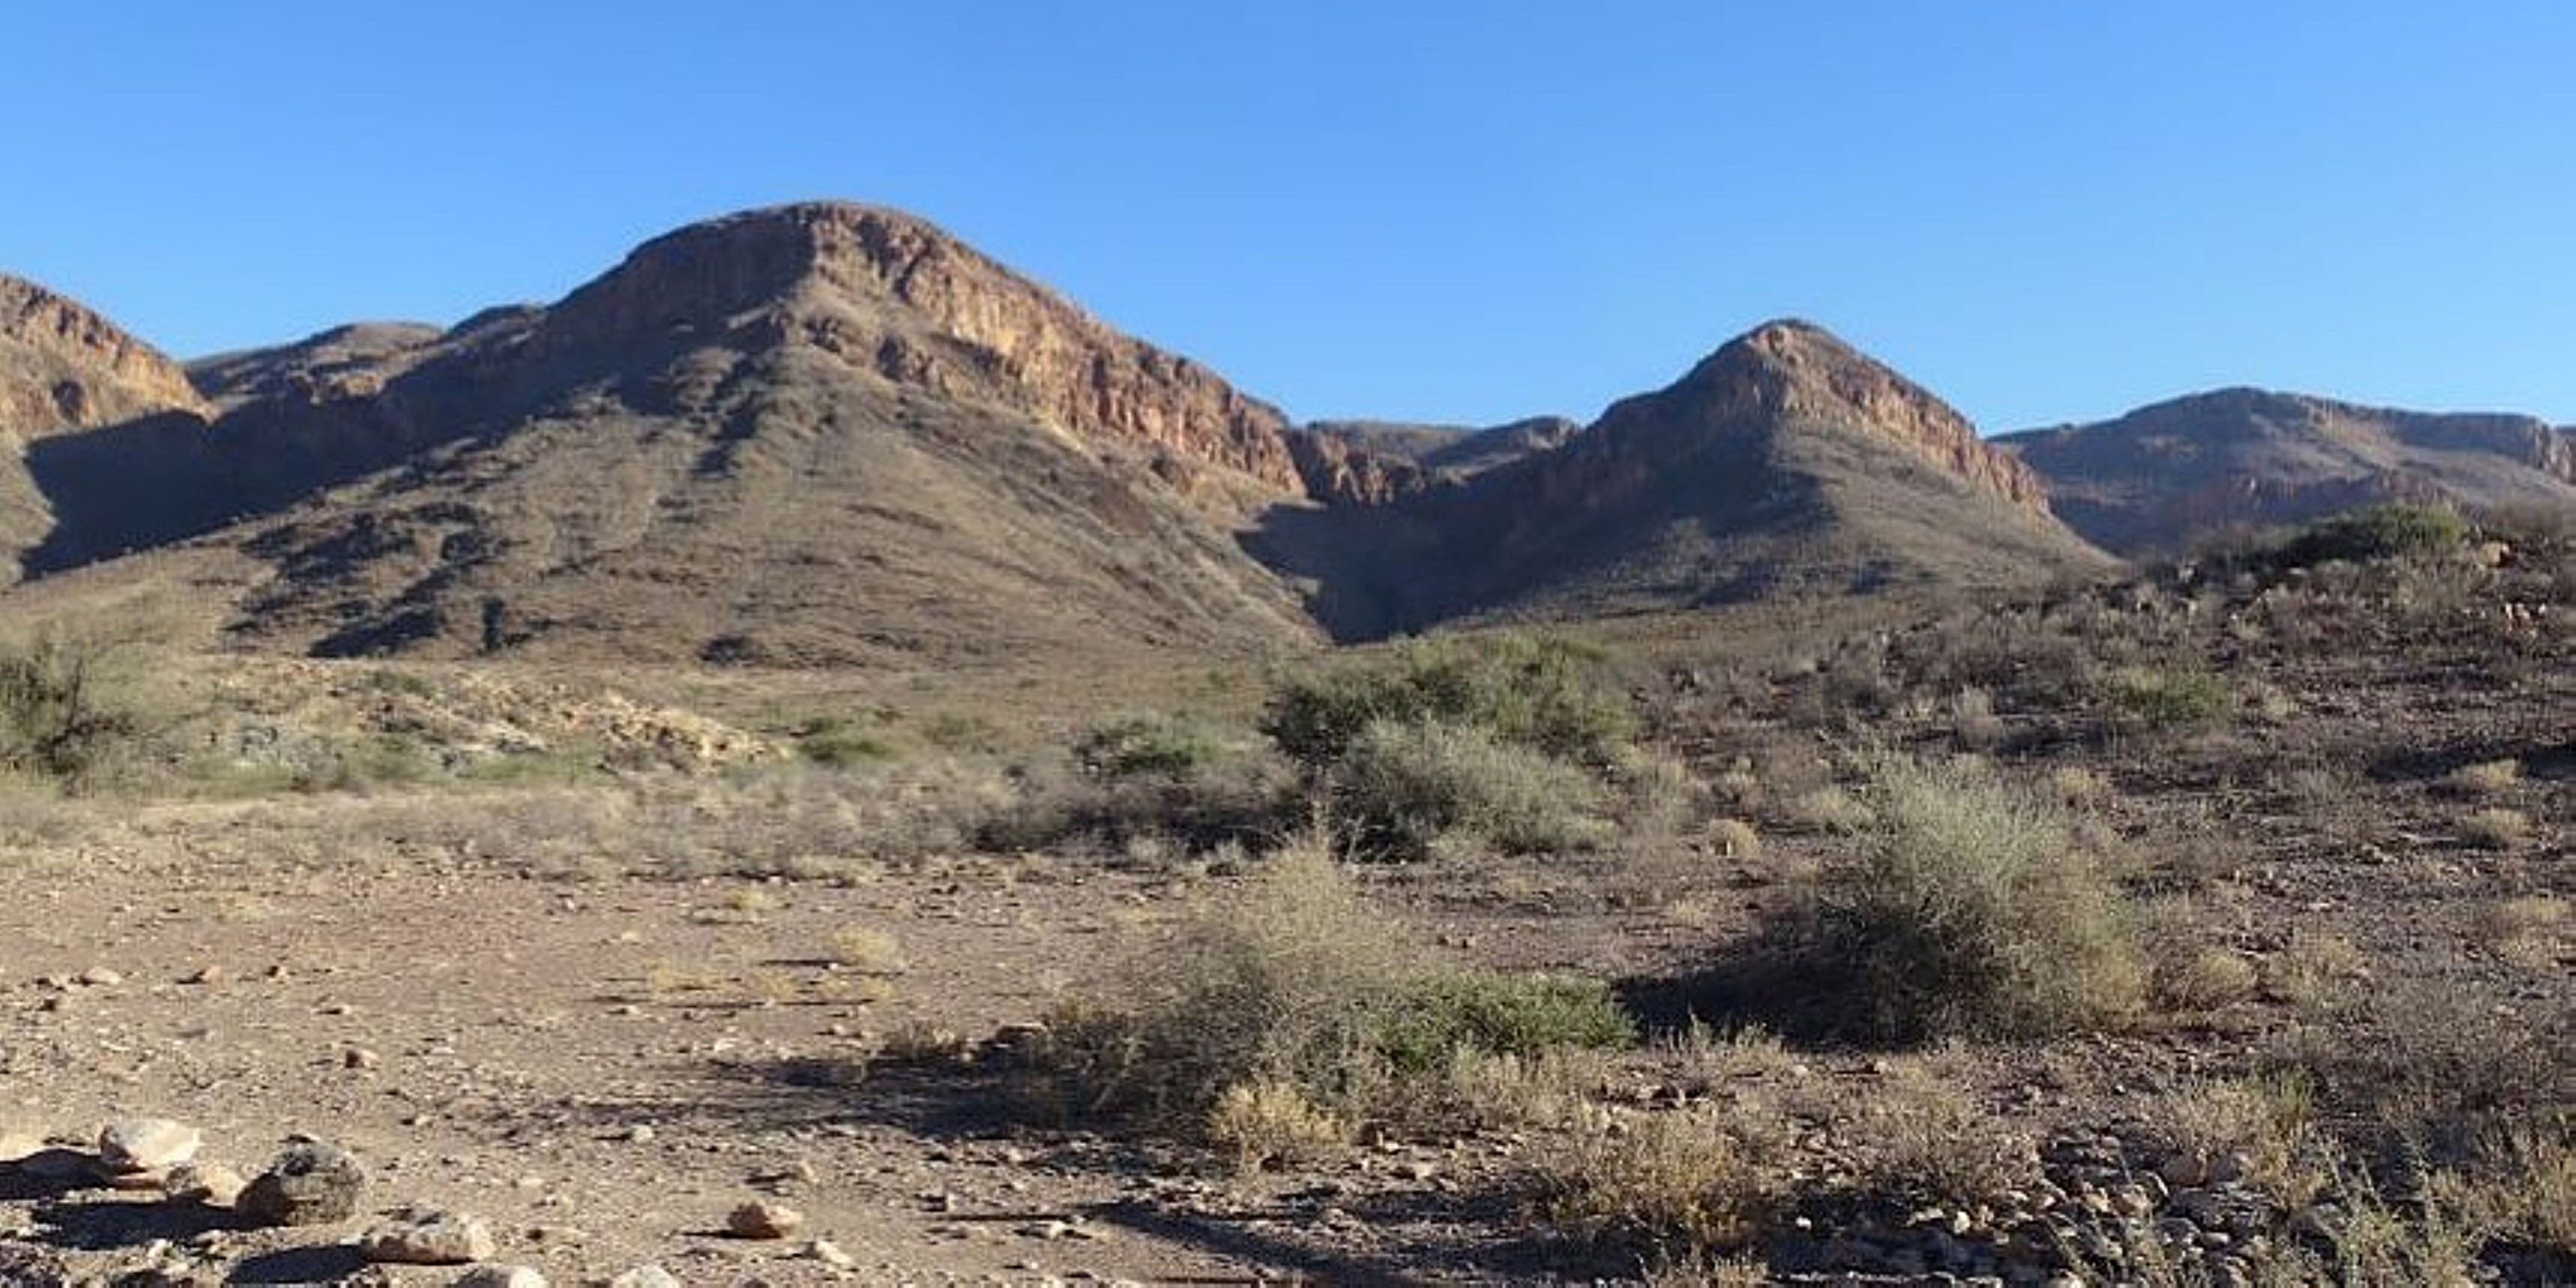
539,203,1303,492
1628,319,2050,514
0,275,210,436
1284,431,1434,505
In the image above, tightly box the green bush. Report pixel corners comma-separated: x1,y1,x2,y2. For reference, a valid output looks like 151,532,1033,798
1025,840,1633,1137
1373,972,1633,1074
793,716,897,767
1073,714,1223,780
0,629,150,787
1334,718,1602,859
2098,664,2234,730
1811,757,2145,1040
1262,632,1636,769
2276,503,2470,567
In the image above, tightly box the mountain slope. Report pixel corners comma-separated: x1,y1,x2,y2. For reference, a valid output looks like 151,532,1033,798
0,275,211,578
1998,389,2576,554
27,203,1320,664
1255,320,2111,637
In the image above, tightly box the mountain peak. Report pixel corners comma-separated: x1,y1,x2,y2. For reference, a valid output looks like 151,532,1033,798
532,202,1303,492
1,273,208,436
1614,319,2050,514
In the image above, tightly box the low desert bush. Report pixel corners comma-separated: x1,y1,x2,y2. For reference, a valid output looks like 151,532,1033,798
2145,1074,2329,1209
1541,1101,1795,1255
2478,895,2569,972
792,715,896,767
1072,713,1225,781
1261,631,1636,770
1026,838,1633,1138
2440,758,2522,798
1206,1080,1348,1170
2460,807,2534,849
1807,755,2145,1040
2098,663,2234,731
2274,503,2471,569
1859,1060,2038,1205
0,627,161,788
1332,718,1604,859
2153,946,2260,1013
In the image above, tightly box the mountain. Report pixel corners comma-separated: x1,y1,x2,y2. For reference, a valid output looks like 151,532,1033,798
15,203,1321,664
1255,320,2112,637
1287,415,1578,504
0,275,211,578
1998,389,2576,555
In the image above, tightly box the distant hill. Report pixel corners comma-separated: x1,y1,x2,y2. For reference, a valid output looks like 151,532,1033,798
9,204,1321,664
1287,415,1578,504
0,275,210,580
1256,320,2113,637
1998,389,2576,555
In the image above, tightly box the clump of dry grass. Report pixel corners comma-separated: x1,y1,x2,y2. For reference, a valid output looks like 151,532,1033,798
2145,1074,2329,1209
1858,1059,2037,1205
2262,931,2371,1015
1708,818,1759,860
1783,784,1872,833
2440,758,2523,797
1540,1100,1795,1255
2477,895,2569,972
2153,946,2260,1013
825,926,907,974
2048,765,2111,807
2460,807,2534,849
1206,1080,1348,1170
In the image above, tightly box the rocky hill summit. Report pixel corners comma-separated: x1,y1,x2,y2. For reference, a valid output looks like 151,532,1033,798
2001,387,2576,554
1,274,208,436
532,202,1303,493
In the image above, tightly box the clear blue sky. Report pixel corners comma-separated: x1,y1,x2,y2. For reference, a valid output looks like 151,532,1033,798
10,2,2574,430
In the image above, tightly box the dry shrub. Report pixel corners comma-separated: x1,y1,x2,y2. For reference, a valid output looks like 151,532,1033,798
1206,1080,1348,1170
2478,895,2569,972
2262,931,2371,1015
825,926,907,974
1858,1060,2037,1205
2460,807,2534,849
1782,784,1872,833
1334,718,1605,860
2307,980,2573,1159
2471,1119,2576,1262
1810,755,2144,1040
1541,1101,1794,1255
1025,837,1630,1137
2048,765,2111,808
1708,818,1760,860
2442,758,2523,797
2145,1074,2329,1209
2154,946,2260,1013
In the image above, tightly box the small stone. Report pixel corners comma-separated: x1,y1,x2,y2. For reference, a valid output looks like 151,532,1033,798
606,1266,682,1288
163,1161,246,1208
623,1125,654,1144
452,1270,547,1288
183,966,226,986
809,1239,854,1268
344,1047,382,1071
726,1200,804,1239
79,966,124,987
100,1117,203,1172
360,1208,498,1265
238,1139,367,1226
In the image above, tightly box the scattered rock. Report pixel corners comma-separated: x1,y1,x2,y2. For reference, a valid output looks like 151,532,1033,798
0,1244,71,1288
99,1117,202,1173
77,966,123,988
162,1161,246,1208
452,1270,547,1288
809,1239,854,1268
238,1139,367,1225
726,1200,804,1239
360,1208,499,1264
606,1267,681,1288
344,1047,383,1071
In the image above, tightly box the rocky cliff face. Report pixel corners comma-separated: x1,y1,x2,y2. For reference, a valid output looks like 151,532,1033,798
535,203,1303,492
0,275,209,436
1604,320,2050,514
